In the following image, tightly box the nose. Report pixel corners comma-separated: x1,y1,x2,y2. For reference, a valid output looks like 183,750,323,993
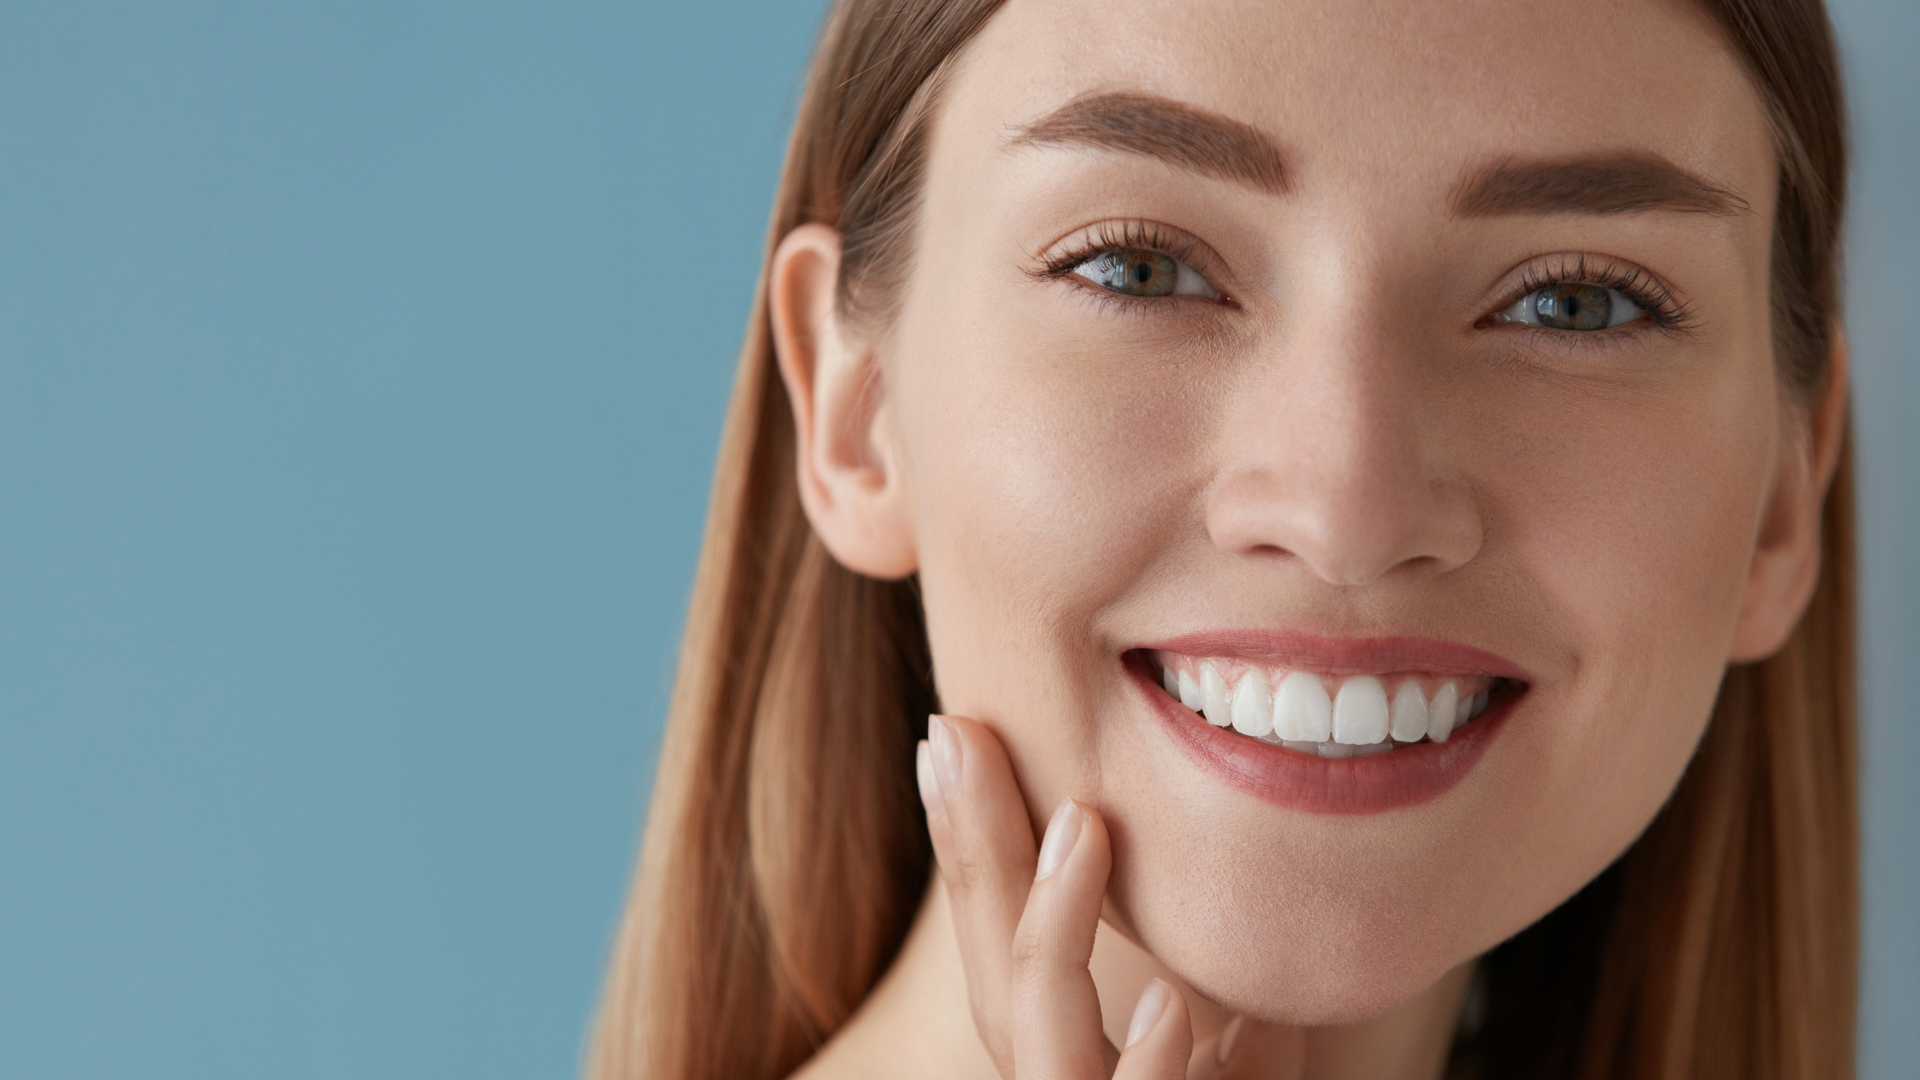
1204,314,1483,586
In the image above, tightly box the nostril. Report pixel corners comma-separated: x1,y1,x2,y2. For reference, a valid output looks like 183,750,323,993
1206,469,1483,585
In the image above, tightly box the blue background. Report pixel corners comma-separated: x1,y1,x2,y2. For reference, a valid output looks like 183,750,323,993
0,2,1913,1076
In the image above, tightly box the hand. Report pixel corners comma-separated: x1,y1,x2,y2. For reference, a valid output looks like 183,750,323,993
916,713,1192,1079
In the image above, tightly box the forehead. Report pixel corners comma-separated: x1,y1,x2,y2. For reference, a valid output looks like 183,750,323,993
941,0,1771,208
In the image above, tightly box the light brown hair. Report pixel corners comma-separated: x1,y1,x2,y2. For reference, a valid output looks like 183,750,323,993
586,1,1855,1077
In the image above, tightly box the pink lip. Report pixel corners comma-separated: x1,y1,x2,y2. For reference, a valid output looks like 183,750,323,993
1123,636,1528,815
1138,630,1531,679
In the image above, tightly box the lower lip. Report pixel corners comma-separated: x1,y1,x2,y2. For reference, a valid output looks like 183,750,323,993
1126,656,1514,814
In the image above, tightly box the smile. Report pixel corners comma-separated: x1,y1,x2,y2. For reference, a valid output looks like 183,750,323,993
1151,652,1514,758
1127,633,1530,813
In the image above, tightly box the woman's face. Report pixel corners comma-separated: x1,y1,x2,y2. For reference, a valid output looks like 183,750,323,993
807,0,1810,1023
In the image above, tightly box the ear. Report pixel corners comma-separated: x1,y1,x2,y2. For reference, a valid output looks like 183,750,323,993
1727,328,1850,662
768,223,918,579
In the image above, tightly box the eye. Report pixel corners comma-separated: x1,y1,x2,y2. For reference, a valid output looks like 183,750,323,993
1071,249,1219,299
1494,282,1647,331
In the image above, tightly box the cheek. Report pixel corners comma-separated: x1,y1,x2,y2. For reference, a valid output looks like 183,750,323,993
1091,382,1781,1023
1458,369,1779,930
890,303,1214,778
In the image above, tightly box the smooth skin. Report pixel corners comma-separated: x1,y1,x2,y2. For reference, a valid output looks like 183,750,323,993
770,0,1848,1076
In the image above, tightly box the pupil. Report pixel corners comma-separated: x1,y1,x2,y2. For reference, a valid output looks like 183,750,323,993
1133,261,1153,284
1530,284,1612,329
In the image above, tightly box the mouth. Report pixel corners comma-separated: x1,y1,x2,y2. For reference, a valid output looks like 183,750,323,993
1126,634,1529,813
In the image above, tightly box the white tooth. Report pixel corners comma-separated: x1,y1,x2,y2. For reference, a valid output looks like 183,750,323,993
1273,671,1332,742
1455,689,1472,725
1389,681,1429,742
1230,673,1274,738
1333,676,1390,744
1201,663,1232,728
1471,689,1490,720
1429,681,1459,743
1353,740,1395,757
1177,669,1203,712
1282,739,1320,753
1317,739,1356,758
1162,666,1178,697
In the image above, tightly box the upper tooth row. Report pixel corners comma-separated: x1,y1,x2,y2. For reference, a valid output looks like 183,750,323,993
1161,662,1487,745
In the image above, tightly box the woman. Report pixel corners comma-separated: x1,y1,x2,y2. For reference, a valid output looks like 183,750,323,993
592,0,1855,1076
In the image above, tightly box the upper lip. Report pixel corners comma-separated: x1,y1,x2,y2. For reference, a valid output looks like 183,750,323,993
1134,629,1531,681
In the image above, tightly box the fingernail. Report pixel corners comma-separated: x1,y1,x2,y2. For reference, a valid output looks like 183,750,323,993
915,740,946,819
1216,1014,1245,1065
1035,797,1083,881
1125,979,1170,1048
928,715,961,802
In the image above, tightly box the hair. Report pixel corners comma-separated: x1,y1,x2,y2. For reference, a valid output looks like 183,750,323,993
585,1,1855,1077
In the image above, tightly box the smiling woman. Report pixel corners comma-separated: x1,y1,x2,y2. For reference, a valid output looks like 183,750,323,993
587,1,1854,1078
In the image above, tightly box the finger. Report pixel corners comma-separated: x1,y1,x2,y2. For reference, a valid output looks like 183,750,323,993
1214,1017,1305,1079
1194,1015,1242,1080
1009,796,1116,1078
1112,979,1193,1080
915,714,1044,1072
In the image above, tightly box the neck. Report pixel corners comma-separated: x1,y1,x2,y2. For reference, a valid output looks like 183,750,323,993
794,879,1473,1080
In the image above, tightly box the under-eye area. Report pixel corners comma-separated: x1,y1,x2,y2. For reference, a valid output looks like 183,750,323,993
1145,650,1525,758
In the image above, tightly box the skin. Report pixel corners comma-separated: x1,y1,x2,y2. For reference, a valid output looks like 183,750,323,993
767,0,1848,1075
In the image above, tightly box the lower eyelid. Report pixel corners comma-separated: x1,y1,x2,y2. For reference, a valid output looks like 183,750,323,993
1061,275,1228,316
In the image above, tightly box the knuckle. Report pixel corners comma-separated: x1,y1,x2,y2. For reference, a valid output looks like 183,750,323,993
949,850,990,891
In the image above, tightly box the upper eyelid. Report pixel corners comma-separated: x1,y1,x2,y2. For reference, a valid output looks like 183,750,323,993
1487,252,1692,324
1034,219,1229,281
1490,252,1679,302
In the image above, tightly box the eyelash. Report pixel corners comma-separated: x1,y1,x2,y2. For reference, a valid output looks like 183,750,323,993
1035,225,1693,337
1033,220,1230,310
1502,253,1696,334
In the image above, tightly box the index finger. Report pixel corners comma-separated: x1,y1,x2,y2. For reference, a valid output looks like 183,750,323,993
916,713,1043,1072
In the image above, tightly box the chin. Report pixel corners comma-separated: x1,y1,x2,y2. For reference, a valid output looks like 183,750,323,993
1068,642,1531,1024
1106,851,1484,1026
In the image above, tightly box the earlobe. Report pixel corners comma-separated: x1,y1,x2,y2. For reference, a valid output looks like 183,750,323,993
768,223,918,579
1727,329,1849,662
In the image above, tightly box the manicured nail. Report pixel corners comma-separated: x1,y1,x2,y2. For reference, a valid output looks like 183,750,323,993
915,740,946,820
1035,797,1083,880
929,715,962,803
1216,1014,1245,1065
1125,979,1171,1048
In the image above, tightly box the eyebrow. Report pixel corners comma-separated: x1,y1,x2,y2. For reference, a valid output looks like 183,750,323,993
1007,91,1289,194
1452,153,1749,217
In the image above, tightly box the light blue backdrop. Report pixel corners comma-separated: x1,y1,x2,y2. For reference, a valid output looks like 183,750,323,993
0,3,1912,1077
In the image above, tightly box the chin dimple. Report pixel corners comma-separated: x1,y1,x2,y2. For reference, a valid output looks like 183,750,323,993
1156,653,1505,757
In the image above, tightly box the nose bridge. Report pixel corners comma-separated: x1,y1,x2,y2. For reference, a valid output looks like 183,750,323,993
1274,309,1424,500
1205,272,1479,585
